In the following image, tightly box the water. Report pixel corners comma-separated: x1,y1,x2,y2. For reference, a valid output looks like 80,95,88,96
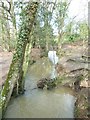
4,58,75,118
48,51,58,65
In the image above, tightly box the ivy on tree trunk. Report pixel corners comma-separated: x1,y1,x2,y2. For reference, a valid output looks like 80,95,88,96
0,1,39,117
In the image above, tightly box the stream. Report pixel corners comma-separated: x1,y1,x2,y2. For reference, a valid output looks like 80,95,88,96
4,58,76,118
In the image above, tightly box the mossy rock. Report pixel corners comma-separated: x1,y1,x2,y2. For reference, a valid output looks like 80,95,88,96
47,81,56,90
37,78,56,89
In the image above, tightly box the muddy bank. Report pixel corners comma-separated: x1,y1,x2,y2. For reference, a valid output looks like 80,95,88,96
37,77,89,118
74,88,89,118
1,40,89,118
36,65,89,118
4,57,75,118
0,51,13,88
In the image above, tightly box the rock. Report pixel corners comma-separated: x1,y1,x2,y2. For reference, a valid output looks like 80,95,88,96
47,81,56,90
37,77,56,89
37,78,47,89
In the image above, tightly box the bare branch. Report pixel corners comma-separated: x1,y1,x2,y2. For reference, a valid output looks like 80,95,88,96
2,16,11,21
51,0,57,13
1,0,11,15
6,0,11,14
65,0,73,12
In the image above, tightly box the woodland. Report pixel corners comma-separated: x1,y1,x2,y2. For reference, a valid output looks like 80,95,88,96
0,0,89,119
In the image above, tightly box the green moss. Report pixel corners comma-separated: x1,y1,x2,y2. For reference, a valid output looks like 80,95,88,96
74,107,80,117
55,75,67,85
0,2,39,117
47,81,56,90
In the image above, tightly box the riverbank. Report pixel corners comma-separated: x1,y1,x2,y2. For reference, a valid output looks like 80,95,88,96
0,40,89,118
0,50,13,89
36,40,89,118
37,70,89,118
74,88,89,118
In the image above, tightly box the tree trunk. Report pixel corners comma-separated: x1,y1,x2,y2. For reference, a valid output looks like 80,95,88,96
0,2,39,118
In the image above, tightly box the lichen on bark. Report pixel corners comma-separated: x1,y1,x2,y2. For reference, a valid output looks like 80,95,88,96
0,2,39,117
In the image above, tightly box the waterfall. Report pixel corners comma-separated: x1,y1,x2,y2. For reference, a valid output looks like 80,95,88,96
48,51,58,78
48,51,58,65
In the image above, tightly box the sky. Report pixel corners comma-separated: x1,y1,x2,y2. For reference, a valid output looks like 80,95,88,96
4,0,88,22
53,0,89,35
68,0,88,22
2,0,89,34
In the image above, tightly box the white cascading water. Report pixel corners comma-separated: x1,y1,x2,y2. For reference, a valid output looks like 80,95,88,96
48,51,58,65
48,51,58,78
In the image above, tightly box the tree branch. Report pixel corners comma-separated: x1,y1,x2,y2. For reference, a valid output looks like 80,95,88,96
1,0,11,15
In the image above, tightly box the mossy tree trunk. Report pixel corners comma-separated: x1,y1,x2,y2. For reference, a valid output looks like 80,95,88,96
0,1,39,117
